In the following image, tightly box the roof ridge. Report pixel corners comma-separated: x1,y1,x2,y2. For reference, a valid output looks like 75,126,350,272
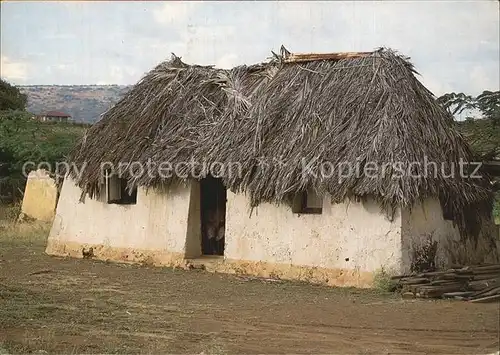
283,51,374,63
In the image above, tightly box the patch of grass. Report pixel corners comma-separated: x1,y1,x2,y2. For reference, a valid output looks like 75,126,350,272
0,218,50,246
0,203,21,222
372,267,398,293
1,329,56,355
0,344,10,354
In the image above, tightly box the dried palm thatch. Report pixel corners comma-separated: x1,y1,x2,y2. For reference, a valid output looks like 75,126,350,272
198,48,493,239
70,54,229,198
69,47,493,240
70,54,276,197
132,61,277,188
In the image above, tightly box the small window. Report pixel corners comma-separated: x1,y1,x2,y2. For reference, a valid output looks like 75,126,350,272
105,172,137,205
292,190,323,214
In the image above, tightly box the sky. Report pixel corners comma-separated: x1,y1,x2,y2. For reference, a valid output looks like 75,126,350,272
0,0,499,96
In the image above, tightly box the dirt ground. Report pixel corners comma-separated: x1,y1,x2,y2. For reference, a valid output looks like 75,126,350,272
0,225,499,354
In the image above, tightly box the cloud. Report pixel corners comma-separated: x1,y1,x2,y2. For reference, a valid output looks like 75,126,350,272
0,0,497,93
181,25,237,64
418,73,454,97
43,33,77,40
152,2,198,25
0,56,28,82
108,65,139,85
56,64,74,71
469,65,497,94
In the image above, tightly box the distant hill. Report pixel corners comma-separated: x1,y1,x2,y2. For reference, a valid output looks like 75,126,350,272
18,85,131,123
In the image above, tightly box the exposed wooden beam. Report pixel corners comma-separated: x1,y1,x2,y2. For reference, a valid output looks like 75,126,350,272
283,51,373,63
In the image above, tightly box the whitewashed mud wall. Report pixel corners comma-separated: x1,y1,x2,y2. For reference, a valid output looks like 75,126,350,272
46,177,193,265
21,169,58,222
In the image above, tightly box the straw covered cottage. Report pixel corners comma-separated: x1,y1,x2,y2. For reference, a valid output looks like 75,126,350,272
46,47,495,287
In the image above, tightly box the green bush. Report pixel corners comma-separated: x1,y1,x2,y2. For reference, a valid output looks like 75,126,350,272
373,267,399,293
0,110,85,202
0,79,27,111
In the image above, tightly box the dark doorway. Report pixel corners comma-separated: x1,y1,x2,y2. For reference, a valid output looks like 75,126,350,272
200,176,226,256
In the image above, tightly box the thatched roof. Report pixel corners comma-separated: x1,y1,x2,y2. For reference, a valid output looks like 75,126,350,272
69,47,493,239
71,54,229,197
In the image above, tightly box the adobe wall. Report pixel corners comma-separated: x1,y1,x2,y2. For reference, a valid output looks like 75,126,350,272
46,176,192,265
47,177,470,288
21,169,58,222
223,192,403,287
401,199,461,273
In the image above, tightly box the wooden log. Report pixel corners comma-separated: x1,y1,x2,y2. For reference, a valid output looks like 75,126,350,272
419,283,465,291
442,291,476,298
441,274,472,280
469,264,500,271
469,278,500,285
471,274,500,281
416,270,452,277
471,269,500,276
469,286,500,299
430,280,468,286
468,282,494,292
402,284,427,293
419,284,467,298
284,52,372,63
469,294,500,303
399,277,430,285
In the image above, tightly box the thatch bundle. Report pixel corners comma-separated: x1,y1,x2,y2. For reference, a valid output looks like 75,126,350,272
69,47,493,239
71,54,228,197
134,61,277,188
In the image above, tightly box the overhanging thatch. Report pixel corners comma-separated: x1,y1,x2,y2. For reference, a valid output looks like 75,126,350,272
198,48,492,238
68,47,494,239
132,61,277,188
70,54,229,198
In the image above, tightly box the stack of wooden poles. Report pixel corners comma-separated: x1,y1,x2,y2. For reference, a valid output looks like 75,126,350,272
392,264,500,303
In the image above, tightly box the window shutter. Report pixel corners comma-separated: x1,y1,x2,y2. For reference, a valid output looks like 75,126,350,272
109,175,121,202
105,171,121,203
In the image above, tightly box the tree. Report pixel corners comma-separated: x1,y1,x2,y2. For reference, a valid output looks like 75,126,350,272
437,90,500,221
0,78,27,111
0,110,86,202
0,81,86,203
436,90,500,125
437,90,500,160
476,91,500,125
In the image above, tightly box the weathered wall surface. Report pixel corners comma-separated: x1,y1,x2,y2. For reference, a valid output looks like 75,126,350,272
401,198,460,273
46,177,192,264
224,192,403,286
47,178,469,288
21,169,58,222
